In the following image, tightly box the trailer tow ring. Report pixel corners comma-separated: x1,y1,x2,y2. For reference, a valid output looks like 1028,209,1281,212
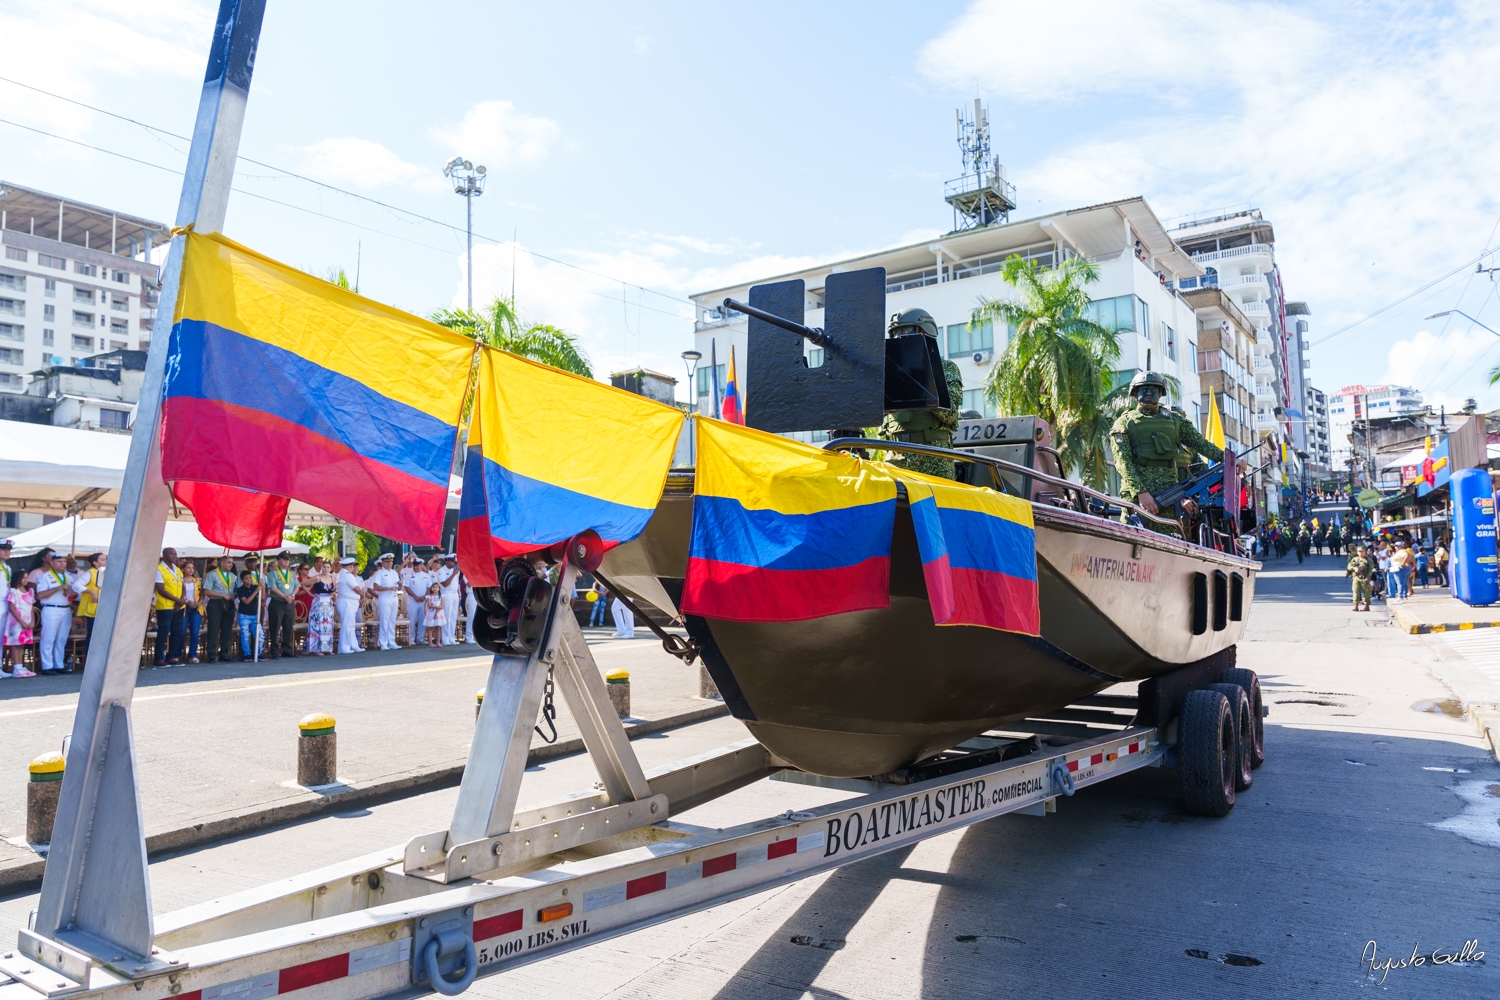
421,924,477,996
1049,759,1076,797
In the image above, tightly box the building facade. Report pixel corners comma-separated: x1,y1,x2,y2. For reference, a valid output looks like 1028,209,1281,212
1180,287,1265,512
689,196,1204,456
1303,385,1331,474
1328,384,1426,483
0,182,166,394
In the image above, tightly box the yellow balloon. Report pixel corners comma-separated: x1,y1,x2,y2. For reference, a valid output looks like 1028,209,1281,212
586,590,599,603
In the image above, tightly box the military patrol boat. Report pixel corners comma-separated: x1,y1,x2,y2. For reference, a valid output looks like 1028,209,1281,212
597,270,1260,778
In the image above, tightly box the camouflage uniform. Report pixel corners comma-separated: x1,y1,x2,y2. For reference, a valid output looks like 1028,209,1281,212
1109,398,1224,511
880,358,965,480
1346,552,1374,609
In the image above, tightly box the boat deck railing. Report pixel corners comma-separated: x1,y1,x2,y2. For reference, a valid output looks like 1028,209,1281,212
822,437,1189,539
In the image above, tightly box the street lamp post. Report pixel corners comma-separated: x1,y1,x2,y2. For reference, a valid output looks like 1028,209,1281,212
681,350,702,465
444,156,487,311
1425,309,1500,337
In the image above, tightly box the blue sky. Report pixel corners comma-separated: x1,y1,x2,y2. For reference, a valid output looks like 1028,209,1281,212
5,0,1500,411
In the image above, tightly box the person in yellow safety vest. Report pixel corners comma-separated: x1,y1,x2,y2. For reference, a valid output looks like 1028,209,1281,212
152,547,186,667
74,552,106,656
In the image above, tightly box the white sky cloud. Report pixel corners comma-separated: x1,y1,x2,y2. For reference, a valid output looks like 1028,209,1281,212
297,137,444,192
430,101,561,170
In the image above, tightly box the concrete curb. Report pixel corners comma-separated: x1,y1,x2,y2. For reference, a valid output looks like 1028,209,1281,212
1471,705,1500,764
0,701,729,897
1383,600,1500,635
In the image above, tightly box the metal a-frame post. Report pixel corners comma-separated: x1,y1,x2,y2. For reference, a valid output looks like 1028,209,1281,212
20,0,266,980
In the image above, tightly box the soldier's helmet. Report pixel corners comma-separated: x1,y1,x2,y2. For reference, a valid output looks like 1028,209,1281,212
889,307,939,339
1127,370,1169,398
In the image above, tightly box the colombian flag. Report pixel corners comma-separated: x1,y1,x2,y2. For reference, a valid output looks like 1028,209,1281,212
161,232,474,543
681,419,896,622
889,467,1040,635
721,346,743,425
457,348,684,585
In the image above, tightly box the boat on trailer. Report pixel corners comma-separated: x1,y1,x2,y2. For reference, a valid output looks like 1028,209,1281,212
599,433,1259,778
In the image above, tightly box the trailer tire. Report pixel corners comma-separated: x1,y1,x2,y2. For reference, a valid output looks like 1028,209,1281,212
1178,689,1236,817
1209,683,1253,792
1218,667,1265,768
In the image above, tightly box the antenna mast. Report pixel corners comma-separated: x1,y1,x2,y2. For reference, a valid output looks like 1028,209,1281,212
944,97,1015,231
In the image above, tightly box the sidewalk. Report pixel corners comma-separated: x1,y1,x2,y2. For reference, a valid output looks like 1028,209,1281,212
0,627,723,890
1384,586,1500,633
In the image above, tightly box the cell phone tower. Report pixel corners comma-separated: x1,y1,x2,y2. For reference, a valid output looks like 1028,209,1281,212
944,98,1016,232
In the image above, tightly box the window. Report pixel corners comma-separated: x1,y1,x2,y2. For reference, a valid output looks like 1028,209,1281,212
1163,322,1177,361
110,318,127,334
73,310,93,327
140,318,152,330
945,321,994,359
0,272,23,291
1082,294,1147,334
3,247,25,262
74,262,97,277
0,298,22,317
74,287,94,304
807,346,825,368
961,388,997,418
38,254,66,270
43,305,54,321
0,323,21,342
0,374,18,391
44,279,55,297
1187,340,1197,374
43,329,54,346
112,269,129,284
696,364,727,396
72,334,95,351
99,408,130,430
110,340,127,351
0,348,23,366
111,294,129,311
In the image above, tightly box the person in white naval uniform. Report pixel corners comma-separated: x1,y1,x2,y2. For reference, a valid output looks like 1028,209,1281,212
34,551,76,673
610,592,635,639
402,554,432,647
368,552,402,650
464,571,478,644
335,557,366,654
437,555,461,645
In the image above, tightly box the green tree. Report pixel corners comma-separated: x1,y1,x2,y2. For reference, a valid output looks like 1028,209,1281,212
285,525,383,571
431,296,591,378
971,256,1123,487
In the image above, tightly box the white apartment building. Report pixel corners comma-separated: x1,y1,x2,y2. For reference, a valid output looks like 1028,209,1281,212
0,182,167,394
1304,385,1331,472
688,196,1205,444
1327,384,1425,471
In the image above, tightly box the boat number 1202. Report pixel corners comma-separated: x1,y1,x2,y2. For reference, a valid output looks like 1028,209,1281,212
958,421,1009,443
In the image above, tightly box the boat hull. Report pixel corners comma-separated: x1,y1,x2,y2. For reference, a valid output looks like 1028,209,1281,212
601,488,1258,776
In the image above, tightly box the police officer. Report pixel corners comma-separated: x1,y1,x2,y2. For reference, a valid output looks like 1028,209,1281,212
1109,370,1223,516
878,308,965,480
1346,544,1375,611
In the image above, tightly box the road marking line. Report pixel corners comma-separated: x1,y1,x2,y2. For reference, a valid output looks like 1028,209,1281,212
0,659,487,719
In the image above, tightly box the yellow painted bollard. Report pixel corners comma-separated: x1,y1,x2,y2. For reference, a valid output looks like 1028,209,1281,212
605,669,630,719
298,713,337,787
28,752,65,845
475,687,485,722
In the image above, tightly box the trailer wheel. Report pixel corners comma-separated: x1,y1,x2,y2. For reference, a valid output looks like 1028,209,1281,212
1178,689,1236,817
1218,667,1265,768
1209,683,1253,792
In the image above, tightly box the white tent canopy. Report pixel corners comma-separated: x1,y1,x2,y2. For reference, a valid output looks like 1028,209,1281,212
0,418,460,523
2,516,311,560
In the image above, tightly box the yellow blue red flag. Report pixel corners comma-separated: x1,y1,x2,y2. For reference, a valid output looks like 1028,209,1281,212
161,232,475,543
681,419,896,621
888,467,1040,635
457,348,684,585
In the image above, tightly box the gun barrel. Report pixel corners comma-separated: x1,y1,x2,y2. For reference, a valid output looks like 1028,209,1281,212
724,297,827,346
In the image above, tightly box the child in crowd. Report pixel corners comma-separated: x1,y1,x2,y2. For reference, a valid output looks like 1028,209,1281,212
235,570,262,661
4,577,36,678
424,582,445,648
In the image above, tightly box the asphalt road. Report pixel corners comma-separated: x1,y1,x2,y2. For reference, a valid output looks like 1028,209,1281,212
3,555,1498,997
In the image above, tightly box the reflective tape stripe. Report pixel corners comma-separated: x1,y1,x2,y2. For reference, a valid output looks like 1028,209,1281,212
179,936,411,1000
581,832,824,915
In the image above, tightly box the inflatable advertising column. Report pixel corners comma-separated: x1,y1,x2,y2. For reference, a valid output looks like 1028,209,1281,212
1448,468,1498,607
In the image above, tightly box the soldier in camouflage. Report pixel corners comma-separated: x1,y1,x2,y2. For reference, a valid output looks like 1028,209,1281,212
1346,544,1374,611
879,308,965,480
1109,370,1224,518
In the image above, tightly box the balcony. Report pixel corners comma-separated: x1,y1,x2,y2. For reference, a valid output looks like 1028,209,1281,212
1190,244,1273,265
1241,301,1270,316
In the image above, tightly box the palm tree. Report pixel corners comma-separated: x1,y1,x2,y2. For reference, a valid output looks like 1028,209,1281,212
971,256,1122,487
431,296,592,378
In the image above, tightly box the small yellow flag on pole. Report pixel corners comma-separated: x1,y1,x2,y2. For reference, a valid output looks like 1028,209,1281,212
1205,386,1227,449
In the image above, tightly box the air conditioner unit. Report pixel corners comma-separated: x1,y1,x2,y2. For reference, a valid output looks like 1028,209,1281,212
972,350,993,365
